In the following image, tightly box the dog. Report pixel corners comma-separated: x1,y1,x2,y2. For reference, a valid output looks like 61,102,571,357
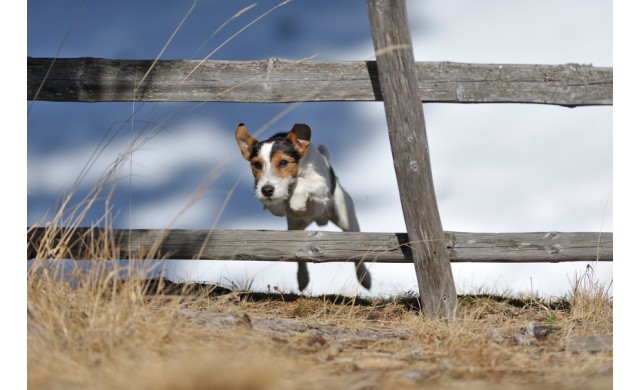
235,123,371,291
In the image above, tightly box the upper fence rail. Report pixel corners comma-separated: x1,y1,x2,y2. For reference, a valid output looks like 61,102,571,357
27,57,613,106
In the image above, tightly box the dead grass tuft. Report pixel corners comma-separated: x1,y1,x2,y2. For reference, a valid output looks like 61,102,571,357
565,266,613,338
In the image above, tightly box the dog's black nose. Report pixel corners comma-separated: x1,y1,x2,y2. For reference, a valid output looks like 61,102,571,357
261,185,274,198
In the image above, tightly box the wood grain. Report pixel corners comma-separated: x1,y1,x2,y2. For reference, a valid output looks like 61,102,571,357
27,228,613,263
27,57,612,106
367,0,458,318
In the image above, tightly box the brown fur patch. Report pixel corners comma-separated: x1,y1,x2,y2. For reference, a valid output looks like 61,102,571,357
270,151,299,179
286,128,310,157
235,124,256,161
249,156,265,182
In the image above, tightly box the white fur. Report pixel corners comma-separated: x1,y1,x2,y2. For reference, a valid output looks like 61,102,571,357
254,142,293,216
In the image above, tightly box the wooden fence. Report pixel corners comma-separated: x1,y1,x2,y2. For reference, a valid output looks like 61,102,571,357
27,0,613,318
28,228,613,264
27,57,611,106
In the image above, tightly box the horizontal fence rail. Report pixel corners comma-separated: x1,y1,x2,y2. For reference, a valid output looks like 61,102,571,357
28,57,612,106
28,228,612,264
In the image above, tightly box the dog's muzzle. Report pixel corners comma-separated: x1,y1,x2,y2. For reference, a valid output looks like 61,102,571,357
261,185,275,198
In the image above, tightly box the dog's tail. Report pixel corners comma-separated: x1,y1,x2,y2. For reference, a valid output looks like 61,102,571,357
318,145,331,161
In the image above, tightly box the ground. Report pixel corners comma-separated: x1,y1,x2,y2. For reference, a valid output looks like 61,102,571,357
27,273,612,390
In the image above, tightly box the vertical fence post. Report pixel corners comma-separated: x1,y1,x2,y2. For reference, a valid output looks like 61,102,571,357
366,0,458,318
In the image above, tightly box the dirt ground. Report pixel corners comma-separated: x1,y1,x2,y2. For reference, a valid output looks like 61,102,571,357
27,278,613,390
159,277,613,389
177,316,608,386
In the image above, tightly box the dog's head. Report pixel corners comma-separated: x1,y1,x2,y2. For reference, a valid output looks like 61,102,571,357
235,123,311,207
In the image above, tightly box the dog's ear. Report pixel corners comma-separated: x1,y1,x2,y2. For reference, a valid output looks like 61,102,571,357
235,123,256,160
287,123,311,157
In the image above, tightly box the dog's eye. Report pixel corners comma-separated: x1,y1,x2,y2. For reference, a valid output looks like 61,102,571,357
252,162,262,170
278,160,289,168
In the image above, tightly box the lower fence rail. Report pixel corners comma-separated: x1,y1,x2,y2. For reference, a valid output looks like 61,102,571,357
27,227,612,264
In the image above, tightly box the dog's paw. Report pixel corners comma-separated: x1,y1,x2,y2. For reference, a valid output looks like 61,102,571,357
289,194,308,213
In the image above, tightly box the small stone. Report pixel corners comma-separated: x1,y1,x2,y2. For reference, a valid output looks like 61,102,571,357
565,335,613,353
514,333,534,346
526,322,553,340
306,334,328,348
486,329,505,344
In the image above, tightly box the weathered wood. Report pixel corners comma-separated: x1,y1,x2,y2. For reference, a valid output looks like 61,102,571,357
27,57,612,106
26,228,613,263
367,0,457,318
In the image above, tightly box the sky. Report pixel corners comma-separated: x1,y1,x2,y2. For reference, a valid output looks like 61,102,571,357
24,0,615,299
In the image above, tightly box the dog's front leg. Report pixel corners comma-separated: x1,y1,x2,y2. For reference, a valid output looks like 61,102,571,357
290,175,330,215
287,216,311,291
289,187,309,214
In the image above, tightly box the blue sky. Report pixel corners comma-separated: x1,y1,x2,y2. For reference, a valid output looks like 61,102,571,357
25,0,615,298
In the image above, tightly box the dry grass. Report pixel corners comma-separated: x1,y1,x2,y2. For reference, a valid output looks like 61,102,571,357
27,246,613,390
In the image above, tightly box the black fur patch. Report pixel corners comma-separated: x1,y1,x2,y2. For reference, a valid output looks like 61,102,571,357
329,166,337,196
250,133,301,162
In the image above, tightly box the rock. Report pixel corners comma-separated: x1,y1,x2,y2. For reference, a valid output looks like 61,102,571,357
513,321,554,345
486,329,505,344
565,335,613,353
305,334,328,350
514,333,534,346
525,322,553,340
